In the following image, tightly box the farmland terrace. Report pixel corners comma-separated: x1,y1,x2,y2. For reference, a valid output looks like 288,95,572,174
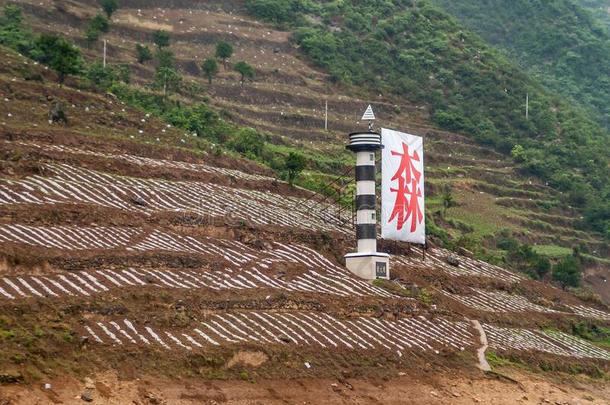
0,1,609,403
7,0,609,299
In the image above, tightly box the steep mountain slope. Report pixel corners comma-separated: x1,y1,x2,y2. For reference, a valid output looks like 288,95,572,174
0,2,610,402
0,46,609,403
3,0,609,298
433,0,610,131
580,0,610,29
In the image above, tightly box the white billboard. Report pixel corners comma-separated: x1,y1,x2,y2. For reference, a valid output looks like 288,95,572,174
381,128,425,244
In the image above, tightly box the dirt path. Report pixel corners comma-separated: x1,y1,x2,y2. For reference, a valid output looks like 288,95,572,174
470,319,492,372
2,368,609,404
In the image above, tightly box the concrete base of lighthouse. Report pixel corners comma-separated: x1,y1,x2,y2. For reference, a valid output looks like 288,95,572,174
344,252,390,280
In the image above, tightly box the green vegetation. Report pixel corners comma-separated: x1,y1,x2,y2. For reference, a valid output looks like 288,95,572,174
234,61,254,85
552,255,583,289
154,67,181,95
85,14,109,44
85,61,130,88
485,350,515,368
0,5,36,56
35,34,82,83
580,0,610,29
493,229,552,280
244,0,610,240
245,0,314,25
153,30,170,48
284,152,306,185
433,0,610,130
156,48,175,69
570,322,610,349
532,245,573,259
100,0,119,19
215,41,233,69
201,58,219,84
135,43,152,64
440,185,457,214
228,128,266,159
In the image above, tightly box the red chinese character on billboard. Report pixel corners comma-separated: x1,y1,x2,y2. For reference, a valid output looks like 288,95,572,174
388,143,423,232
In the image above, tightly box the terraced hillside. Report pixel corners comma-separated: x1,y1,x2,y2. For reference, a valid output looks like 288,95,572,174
0,43,610,403
6,0,608,301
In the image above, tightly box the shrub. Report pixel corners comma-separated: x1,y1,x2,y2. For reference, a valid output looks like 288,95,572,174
229,128,266,159
85,61,130,89
85,14,109,44
245,0,294,24
153,30,170,48
552,255,582,289
285,152,306,185
153,67,181,95
215,41,233,69
0,5,36,55
511,144,526,163
234,61,254,85
85,60,116,88
34,34,82,83
201,58,219,84
156,49,175,69
135,44,152,64
100,0,119,19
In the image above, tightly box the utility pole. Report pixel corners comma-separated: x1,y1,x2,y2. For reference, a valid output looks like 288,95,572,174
525,92,529,120
103,39,107,69
325,99,328,131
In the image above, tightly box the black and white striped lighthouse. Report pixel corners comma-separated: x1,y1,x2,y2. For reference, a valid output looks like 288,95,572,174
344,106,390,280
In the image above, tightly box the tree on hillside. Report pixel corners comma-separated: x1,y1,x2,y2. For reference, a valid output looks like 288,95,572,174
100,0,119,19
215,41,233,69
34,34,82,84
201,58,219,84
0,5,36,56
156,49,175,69
285,152,306,186
552,255,582,289
228,128,265,159
85,14,109,44
441,184,457,215
135,43,152,64
154,66,181,96
234,61,254,86
153,30,170,48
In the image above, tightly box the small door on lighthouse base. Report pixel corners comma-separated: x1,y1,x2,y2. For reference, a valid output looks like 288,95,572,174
344,252,390,280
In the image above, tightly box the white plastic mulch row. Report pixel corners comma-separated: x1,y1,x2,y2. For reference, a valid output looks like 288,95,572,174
0,224,138,250
0,163,347,234
568,304,610,321
0,227,391,300
83,312,474,356
8,140,274,182
442,289,610,322
392,247,522,283
483,324,610,361
442,289,563,315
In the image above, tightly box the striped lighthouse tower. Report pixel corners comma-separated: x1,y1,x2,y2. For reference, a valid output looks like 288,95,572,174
344,106,390,280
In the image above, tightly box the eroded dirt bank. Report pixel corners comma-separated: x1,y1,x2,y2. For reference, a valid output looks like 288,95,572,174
2,368,609,404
